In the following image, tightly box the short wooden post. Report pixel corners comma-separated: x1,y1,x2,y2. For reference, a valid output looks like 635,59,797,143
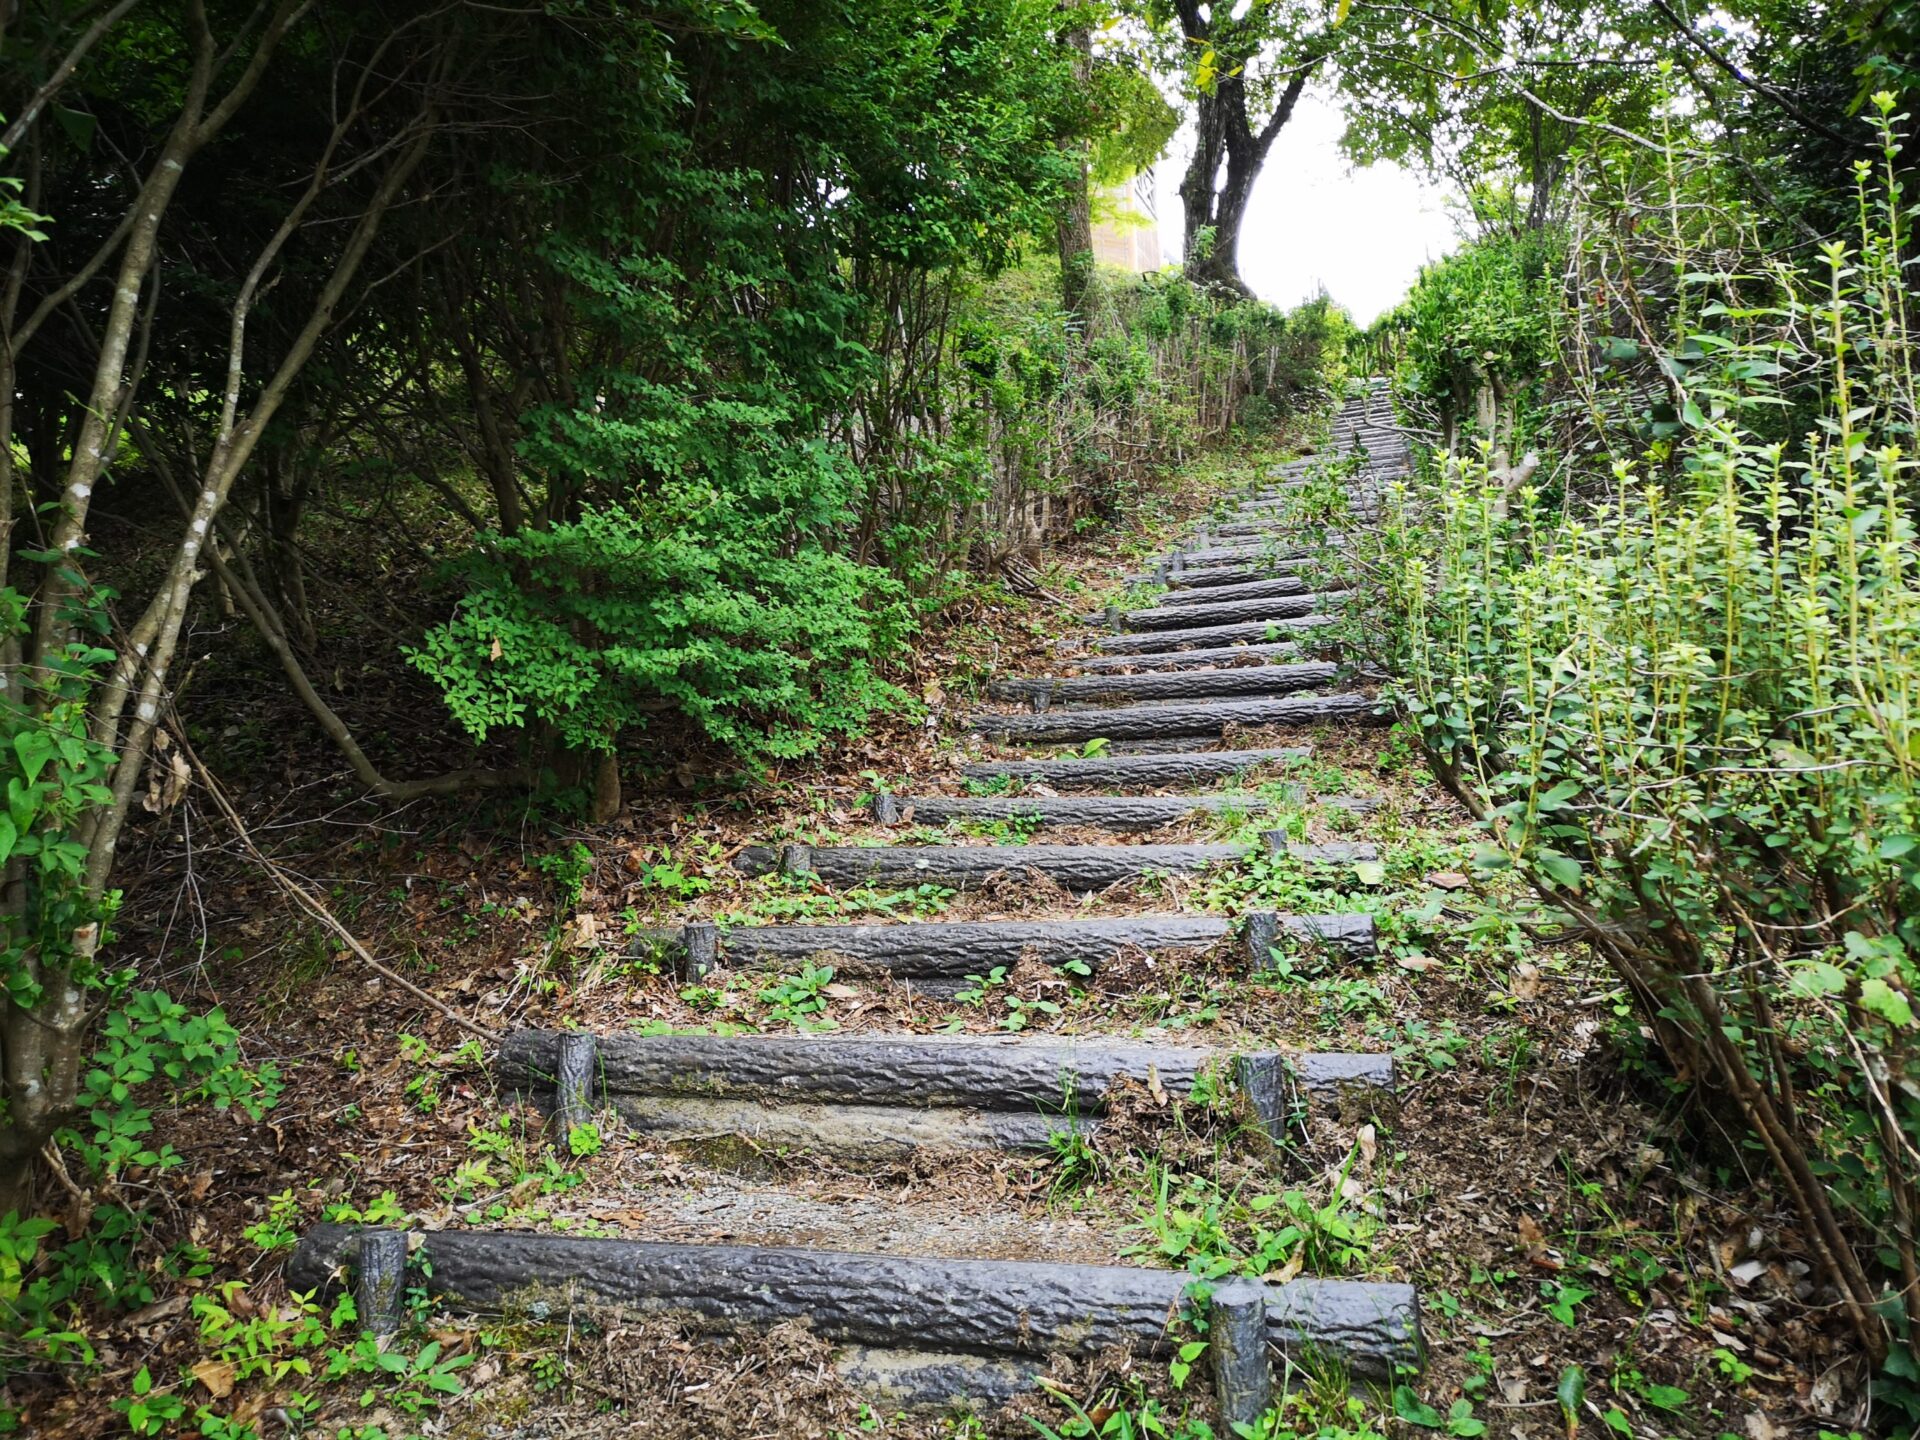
554,1032,598,1148
1209,1279,1273,1428
1233,1052,1288,1145
681,922,718,980
355,1230,408,1342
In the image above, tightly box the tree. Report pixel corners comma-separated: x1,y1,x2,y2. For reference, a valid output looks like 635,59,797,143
0,0,562,1208
1140,0,1340,295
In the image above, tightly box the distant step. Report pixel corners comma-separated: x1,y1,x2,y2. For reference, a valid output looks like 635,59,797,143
497,1030,1395,1160
733,835,1377,889
1152,575,1319,607
877,791,1381,831
990,660,1337,706
290,1227,1423,1401
968,692,1378,743
1112,592,1342,633
640,911,1375,984
1123,562,1298,588
1166,542,1307,567
961,748,1307,788
1074,641,1311,673
1092,615,1338,654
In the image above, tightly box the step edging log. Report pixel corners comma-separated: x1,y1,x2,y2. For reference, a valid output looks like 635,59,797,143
959,748,1308,787
1114,593,1344,633
989,660,1336,705
1091,615,1339,654
497,1030,1395,1152
966,691,1380,743
287,1227,1422,1382
641,910,1375,982
731,834,1377,888
872,791,1273,831
1073,641,1314,674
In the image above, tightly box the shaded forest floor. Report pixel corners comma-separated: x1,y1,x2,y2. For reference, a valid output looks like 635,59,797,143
14,432,1871,1440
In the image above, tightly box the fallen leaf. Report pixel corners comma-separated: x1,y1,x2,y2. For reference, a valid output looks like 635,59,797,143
1425,871,1470,890
822,983,860,1000
192,1360,236,1399
1396,953,1440,972
1147,1064,1169,1107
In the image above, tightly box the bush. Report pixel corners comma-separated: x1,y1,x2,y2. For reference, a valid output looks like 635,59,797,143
1364,97,1920,1380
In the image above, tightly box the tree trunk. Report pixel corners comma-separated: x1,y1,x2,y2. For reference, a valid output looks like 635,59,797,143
1055,19,1096,326
1168,3,1320,298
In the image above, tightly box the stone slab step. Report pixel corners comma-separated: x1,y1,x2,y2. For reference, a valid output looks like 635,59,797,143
497,1030,1395,1158
960,748,1307,787
967,692,1378,743
639,911,1375,984
1092,614,1339,655
1114,592,1342,633
289,1227,1423,1401
1073,641,1312,673
733,836,1377,889
990,660,1336,706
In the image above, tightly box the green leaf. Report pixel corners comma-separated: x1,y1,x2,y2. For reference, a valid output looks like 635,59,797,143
12,731,55,784
1353,859,1387,886
1556,1364,1586,1421
1789,961,1848,997
1537,852,1582,888
1446,1400,1488,1437
1860,977,1914,1027
1394,1386,1443,1427
1640,1383,1688,1411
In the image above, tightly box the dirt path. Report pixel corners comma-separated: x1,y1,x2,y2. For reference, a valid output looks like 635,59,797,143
260,385,1827,1439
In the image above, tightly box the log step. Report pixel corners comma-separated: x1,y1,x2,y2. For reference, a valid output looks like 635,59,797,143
1152,575,1321,607
289,1227,1423,1396
990,661,1337,705
1092,615,1339,655
967,692,1379,743
639,911,1376,984
1114,592,1343,633
1122,562,1297,588
874,791,1380,832
733,835,1378,889
497,1030,1396,1158
1073,641,1313,673
960,748,1308,788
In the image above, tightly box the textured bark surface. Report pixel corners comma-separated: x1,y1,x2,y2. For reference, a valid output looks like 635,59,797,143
1152,575,1315,607
1092,615,1338,654
733,842,1253,889
989,661,1337,705
874,792,1271,831
643,910,1375,976
1116,592,1340,632
967,691,1377,741
287,1228,1423,1377
733,837,1375,886
1074,641,1312,673
500,1030,1277,1112
959,748,1308,787
1168,542,1310,567
1122,563,1296,587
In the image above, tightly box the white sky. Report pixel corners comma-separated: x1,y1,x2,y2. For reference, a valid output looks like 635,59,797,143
1152,86,1462,326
